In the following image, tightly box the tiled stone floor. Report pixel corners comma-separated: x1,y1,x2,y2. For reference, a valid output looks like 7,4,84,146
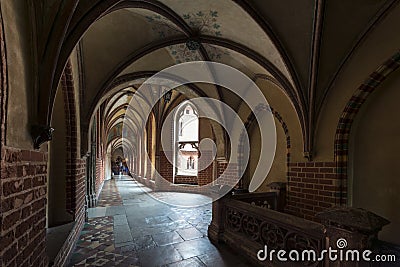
97,179,123,207
69,176,251,267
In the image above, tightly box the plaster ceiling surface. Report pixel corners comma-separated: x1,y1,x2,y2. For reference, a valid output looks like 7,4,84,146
316,0,394,102
203,44,271,78
125,8,205,64
109,117,138,135
119,48,176,76
126,8,183,36
111,94,132,108
246,0,396,105
105,92,132,116
158,0,293,83
107,122,138,148
118,56,215,96
80,0,298,117
109,117,124,129
246,0,315,92
109,109,126,121
115,43,272,111
82,9,173,100
106,92,123,108
102,0,293,89
79,0,399,151
117,43,270,84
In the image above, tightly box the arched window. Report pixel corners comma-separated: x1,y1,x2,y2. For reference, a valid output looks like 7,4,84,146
174,101,199,177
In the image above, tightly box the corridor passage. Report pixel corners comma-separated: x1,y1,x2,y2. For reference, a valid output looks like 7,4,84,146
68,176,251,267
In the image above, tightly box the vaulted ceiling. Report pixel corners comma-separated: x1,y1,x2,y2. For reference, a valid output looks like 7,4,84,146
33,0,400,155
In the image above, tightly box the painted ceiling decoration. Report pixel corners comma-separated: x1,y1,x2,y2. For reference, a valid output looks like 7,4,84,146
31,0,399,158
145,13,182,38
146,10,230,63
182,10,221,36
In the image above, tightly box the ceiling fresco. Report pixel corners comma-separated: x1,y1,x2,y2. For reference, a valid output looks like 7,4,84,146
158,0,293,84
30,0,400,159
145,10,231,63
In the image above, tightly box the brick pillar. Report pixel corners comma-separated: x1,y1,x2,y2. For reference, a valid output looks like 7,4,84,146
216,158,238,187
52,157,87,266
95,157,104,198
155,151,173,190
66,157,86,219
197,150,214,186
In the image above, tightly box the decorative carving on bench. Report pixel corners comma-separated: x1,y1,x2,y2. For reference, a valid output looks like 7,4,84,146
211,192,391,267
225,206,322,253
226,208,242,232
250,200,271,209
290,233,319,254
242,215,260,241
260,222,284,249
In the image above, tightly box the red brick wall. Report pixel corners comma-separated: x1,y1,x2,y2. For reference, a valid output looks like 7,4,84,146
154,151,217,193
62,61,85,219
0,147,48,267
159,151,173,183
197,150,213,186
216,160,238,187
174,176,197,185
66,158,86,218
158,150,215,187
53,157,86,266
285,161,340,221
95,158,104,197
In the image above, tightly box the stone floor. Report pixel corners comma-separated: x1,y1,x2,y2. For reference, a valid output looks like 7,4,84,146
68,176,251,267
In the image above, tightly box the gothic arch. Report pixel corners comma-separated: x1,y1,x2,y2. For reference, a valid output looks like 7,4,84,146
334,51,400,205
238,104,291,188
39,2,301,132
60,60,82,217
0,7,7,149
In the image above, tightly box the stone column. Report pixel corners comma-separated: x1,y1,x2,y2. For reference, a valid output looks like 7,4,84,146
317,207,390,267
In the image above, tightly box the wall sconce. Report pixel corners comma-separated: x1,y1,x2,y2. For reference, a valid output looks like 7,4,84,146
32,125,55,149
303,151,313,161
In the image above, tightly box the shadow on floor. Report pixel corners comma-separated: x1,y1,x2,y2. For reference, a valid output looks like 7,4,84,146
68,176,252,267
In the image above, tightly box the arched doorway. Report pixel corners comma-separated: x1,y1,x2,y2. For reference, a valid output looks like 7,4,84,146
173,101,199,184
